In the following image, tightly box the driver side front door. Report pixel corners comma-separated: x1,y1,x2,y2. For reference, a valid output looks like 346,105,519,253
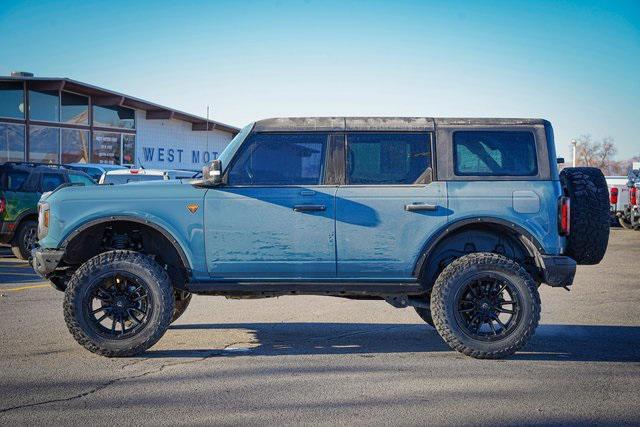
204,132,337,279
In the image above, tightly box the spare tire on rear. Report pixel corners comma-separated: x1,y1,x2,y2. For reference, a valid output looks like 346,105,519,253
560,167,609,264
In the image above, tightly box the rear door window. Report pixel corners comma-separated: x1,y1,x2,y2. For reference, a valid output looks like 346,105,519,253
453,131,537,176
346,133,432,185
41,173,65,192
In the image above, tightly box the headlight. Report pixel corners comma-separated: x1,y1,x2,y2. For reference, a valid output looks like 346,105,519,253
37,202,50,240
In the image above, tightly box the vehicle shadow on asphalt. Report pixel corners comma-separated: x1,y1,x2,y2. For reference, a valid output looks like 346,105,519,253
143,323,640,362
0,259,43,283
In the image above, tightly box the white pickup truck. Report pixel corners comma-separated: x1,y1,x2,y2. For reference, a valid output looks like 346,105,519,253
607,175,633,228
628,167,640,230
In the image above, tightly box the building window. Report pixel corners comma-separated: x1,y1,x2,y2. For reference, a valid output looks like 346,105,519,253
0,82,25,119
92,131,121,164
29,125,60,163
0,122,25,163
29,89,60,122
61,92,89,125
61,128,90,164
122,134,135,165
92,105,135,129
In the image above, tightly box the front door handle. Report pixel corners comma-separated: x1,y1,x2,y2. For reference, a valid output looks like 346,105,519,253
293,204,326,212
405,203,438,212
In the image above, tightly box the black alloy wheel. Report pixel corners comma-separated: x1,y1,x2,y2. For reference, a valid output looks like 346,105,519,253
86,272,152,338
454,274,522,341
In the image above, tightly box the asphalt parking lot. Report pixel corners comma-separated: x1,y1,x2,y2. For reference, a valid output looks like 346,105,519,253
0,229,638,425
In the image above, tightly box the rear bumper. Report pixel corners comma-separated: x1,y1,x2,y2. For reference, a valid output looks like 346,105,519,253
540,255,576,288
31,246,65,279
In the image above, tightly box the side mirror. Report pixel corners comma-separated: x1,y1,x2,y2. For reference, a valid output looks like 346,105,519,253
202,159,223,185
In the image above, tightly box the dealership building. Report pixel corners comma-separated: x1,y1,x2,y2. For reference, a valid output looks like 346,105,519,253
0,72,239,170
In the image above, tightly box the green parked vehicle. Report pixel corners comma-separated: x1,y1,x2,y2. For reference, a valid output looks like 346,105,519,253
0,162,95,259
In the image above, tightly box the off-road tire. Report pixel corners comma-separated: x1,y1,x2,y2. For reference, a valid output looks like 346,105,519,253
431,253,541,359
11,220,37,260
619,217,634,230
560,167,609,264
63,250,174,357
171,291,192,323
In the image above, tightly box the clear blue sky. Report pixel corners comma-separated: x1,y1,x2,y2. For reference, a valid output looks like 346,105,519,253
1,0,638,159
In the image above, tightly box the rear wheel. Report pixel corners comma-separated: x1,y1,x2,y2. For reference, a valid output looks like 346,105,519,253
64,250,174,357
431,253,540,359
11,220,38,260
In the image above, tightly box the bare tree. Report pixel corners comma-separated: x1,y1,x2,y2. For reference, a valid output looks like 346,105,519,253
573,134,620,174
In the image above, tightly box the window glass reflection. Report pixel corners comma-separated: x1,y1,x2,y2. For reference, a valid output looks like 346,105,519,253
61,92,89,125
29,125,60,163
93,105,135,129
0,82,25,119
0,122,25,162
92,131,121,164
61,128,89,164
29,89,60,122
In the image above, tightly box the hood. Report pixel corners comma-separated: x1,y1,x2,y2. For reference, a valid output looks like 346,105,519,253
43,179,197,205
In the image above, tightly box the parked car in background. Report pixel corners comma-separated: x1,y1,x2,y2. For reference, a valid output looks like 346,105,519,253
606,176,632,228
0,162,95,259
32,117,610,360
627,168,639,230
99,168,199,185
65,163,128,182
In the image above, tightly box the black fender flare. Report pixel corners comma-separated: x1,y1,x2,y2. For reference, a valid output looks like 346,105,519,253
412,217,547,279
60,215,192,274
14,209,38,225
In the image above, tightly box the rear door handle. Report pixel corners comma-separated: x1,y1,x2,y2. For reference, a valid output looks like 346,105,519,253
293,204,326,212
405,203,438,212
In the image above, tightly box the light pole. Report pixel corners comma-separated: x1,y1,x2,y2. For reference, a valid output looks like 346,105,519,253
571,139,577,167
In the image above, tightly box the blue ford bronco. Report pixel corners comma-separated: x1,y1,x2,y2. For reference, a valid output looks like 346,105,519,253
31,118,610,359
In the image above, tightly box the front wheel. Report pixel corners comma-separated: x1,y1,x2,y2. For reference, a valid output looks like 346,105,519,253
63,250,174,357
11,220,38,260
619,217,634,229
431,253,540,359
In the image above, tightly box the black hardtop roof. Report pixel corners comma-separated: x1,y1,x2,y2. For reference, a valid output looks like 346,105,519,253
253,117,549,132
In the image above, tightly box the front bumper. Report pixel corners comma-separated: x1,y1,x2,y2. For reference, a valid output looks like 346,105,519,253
31,246,65,279
540,255,576,288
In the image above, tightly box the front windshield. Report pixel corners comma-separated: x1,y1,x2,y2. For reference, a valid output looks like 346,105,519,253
216,123,253,172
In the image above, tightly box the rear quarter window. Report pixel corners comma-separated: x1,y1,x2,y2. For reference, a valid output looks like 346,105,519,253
453,131,537,176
